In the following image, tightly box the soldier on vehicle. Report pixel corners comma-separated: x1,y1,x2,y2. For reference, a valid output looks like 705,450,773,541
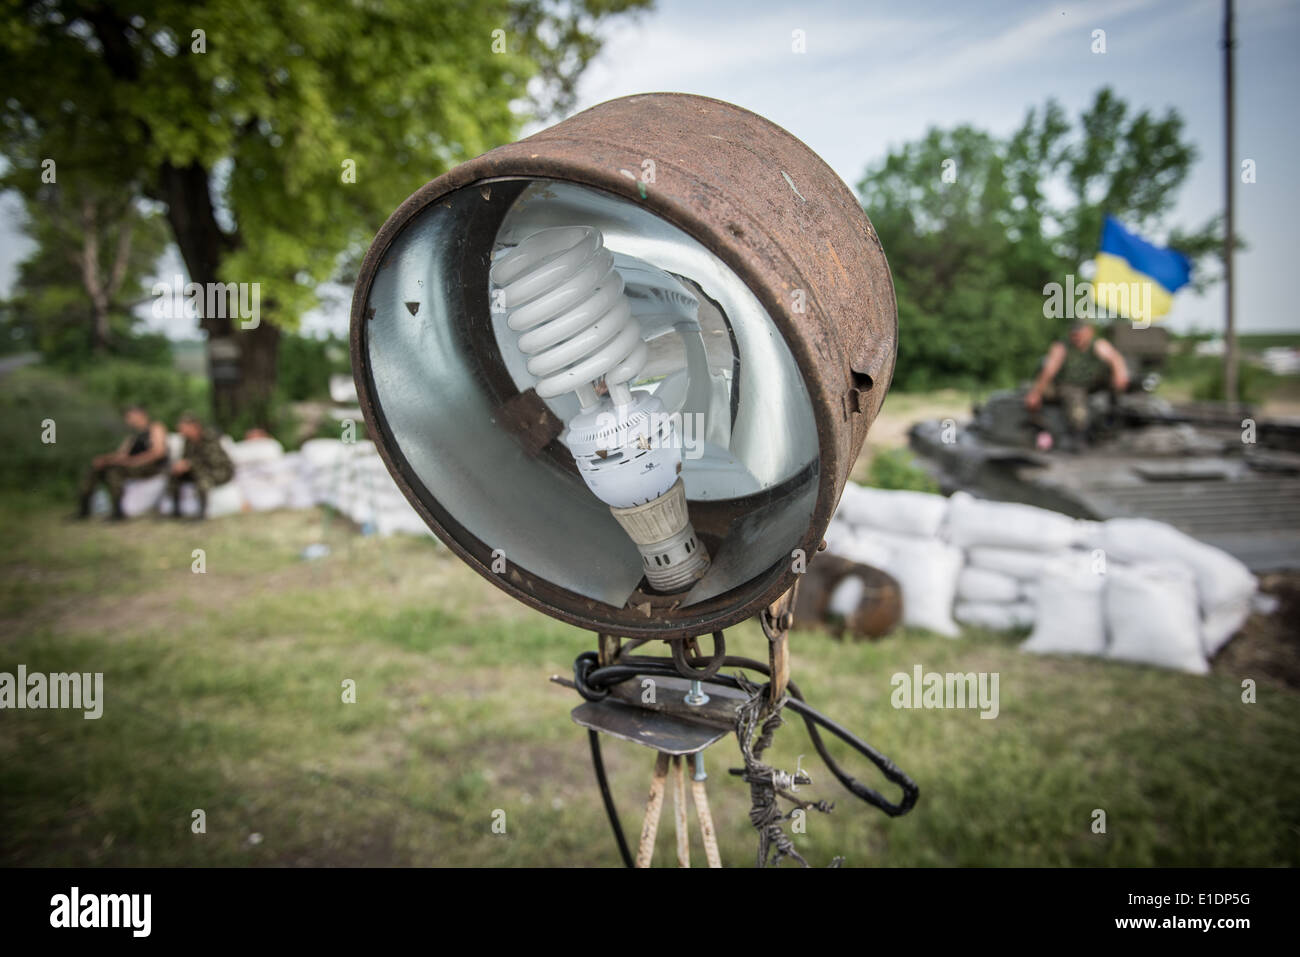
1024,321,1130,446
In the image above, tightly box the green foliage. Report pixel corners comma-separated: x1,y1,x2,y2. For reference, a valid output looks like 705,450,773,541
0,366,124,494
1188,359,1276,405
79,359,209,427
860,88,1219,392
0,0,651,425
0,185,172,366
277,334,351,402
865,447,940,493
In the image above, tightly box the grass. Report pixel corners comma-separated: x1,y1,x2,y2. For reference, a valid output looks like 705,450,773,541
1,491,1297,867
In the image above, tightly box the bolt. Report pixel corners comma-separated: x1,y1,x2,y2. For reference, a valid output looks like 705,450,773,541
684,679,709,706
693,752,707,782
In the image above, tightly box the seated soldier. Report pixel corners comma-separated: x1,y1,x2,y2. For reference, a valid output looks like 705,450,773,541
1024,320,1130,446
168,413,235,519
77,405,169,520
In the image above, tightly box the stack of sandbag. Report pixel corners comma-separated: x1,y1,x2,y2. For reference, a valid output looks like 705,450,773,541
229,436,293,512
1099,518,1257,662
824,485,1257,671
1020,552,1110,656
946,491,1096,632
826,484,962,637
296,438,431,537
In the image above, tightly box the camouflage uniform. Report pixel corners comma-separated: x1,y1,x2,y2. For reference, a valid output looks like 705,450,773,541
169,427,235,517
1043,340,1111,435
79,429,168,517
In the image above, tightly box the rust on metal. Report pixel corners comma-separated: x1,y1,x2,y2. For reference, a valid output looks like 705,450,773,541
350,93,896,640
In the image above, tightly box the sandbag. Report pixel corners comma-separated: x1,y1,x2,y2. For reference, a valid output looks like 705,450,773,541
157,480,243,518
1105,562,1207,674
955,601,1036,631
822,522,896,570
120,474,168,517
957,566,1021,603
966,546,1054,581
945,491,1083,552
1100,518,1256,614
834,484,949,538
870,536,963,638
1202,596,1251,658
1021,553,1107,656
238,477,289,512
227,436,284,466
299,438,351,471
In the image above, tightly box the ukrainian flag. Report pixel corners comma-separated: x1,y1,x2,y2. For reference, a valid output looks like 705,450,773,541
1094,216,1192,323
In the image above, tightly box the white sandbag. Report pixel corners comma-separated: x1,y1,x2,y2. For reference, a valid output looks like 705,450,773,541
1019,581,1039,603
283,477,317,510
966,546,1054,581
227,436,284,466
207,481,244,518
945,491,1082,552
822,522,896,570
1074,519,1104,551
955,601,1036,631
957,566,1021,603
1106,563,1207,674
821,519,859,557
1021,553,1107,656
299,438,350,471
120,474,168,517
1100,518,1256,617
871,536,963,638
238,477,289,512
1202,596,1251,658
156,480,243,518
834,483,949,538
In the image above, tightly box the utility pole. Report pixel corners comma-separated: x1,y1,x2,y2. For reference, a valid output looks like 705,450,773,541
1223,0,1238,406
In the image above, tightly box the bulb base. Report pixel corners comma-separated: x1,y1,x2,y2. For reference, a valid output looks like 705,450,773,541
609,478,710,593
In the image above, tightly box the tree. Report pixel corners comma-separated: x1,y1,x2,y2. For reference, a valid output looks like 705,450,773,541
858,87,1221,392
1,183,171,362
0,0,650,427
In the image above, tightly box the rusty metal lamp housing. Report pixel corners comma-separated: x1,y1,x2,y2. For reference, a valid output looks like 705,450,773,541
351,94,896,640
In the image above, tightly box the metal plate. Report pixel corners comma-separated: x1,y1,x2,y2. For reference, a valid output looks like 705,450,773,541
571,698,730,755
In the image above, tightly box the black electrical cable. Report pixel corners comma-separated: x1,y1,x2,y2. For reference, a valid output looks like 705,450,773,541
587,729,635,868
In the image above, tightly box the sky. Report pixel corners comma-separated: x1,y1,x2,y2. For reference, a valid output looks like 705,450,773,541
2,0,1296,337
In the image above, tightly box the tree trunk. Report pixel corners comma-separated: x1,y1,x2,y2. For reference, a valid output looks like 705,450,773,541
159,160,279,431
77,197,112,354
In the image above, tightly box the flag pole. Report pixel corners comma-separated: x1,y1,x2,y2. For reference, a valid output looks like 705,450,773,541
1223,0,1238,406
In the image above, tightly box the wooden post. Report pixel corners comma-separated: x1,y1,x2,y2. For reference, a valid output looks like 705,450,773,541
691,755,723,868
672,755,690,868
636,751,670,868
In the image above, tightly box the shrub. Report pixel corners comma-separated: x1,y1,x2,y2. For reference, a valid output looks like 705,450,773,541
0,366,124,495
866,447,940,493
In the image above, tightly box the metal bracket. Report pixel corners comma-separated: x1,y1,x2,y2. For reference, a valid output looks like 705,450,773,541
759,582,798,708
